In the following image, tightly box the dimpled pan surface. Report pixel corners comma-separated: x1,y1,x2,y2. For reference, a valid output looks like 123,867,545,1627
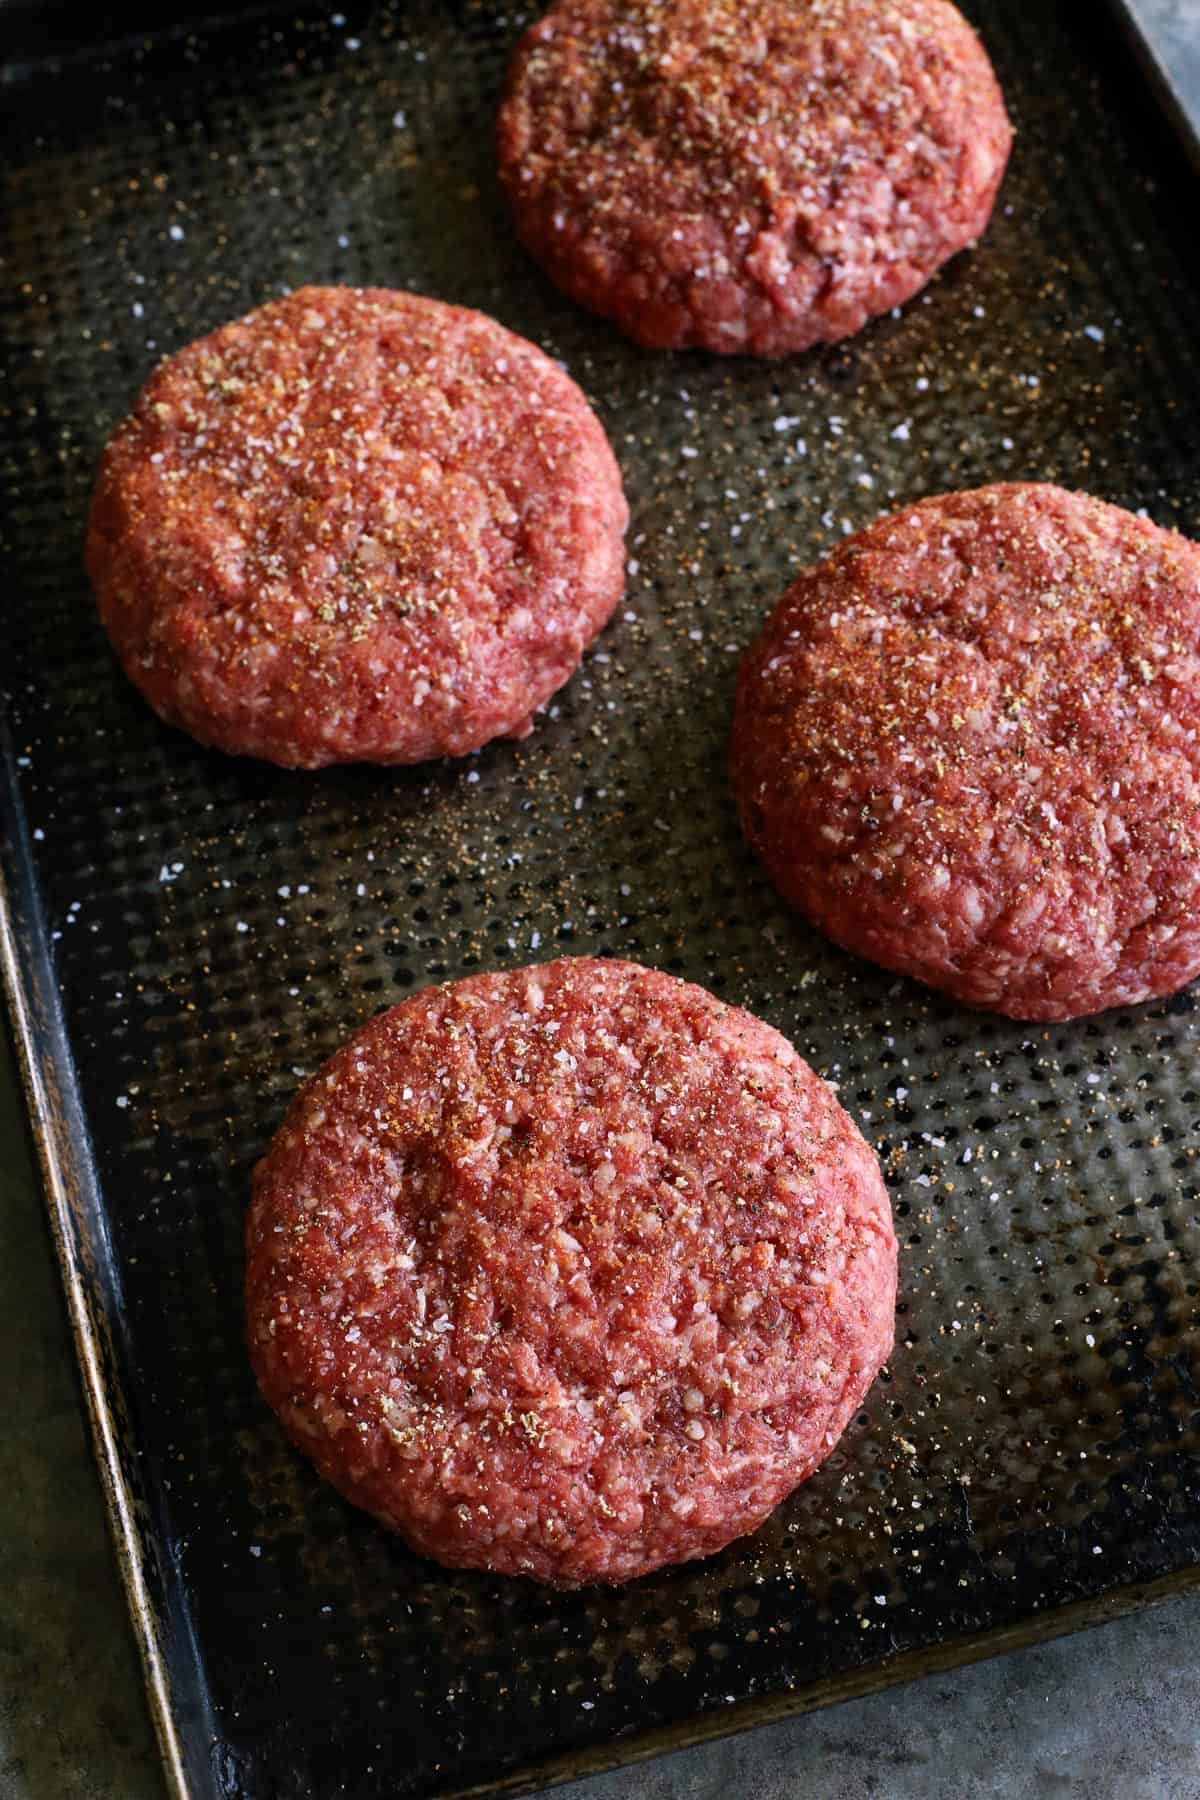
1,2,1198,1796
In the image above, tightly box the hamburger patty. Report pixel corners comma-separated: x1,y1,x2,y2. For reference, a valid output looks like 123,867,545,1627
87,286,627,767
498,0,1011,356
732,483,1200,1019
246,957,897,1586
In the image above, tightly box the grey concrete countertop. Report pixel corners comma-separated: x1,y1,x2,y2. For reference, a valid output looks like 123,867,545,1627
5,4,1200,1795
1124,0,1200,93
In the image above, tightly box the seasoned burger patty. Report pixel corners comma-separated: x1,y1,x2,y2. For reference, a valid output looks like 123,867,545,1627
497,0,1011,356
246,957,897,1587
732,484,1200,1020
86,286,627,767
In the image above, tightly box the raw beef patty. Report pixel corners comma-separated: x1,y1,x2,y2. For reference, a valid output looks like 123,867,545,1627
87,286,627,767
732,484,1200,1020
246,957,897,1586
497,0,1011,355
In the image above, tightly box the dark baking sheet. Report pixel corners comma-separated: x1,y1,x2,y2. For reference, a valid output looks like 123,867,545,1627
2,2,1200,1796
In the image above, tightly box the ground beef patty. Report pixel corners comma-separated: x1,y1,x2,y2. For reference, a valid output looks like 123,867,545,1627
86,287,627,767
246,957,897,1587
497,0,1011,357
732,484,1200,1021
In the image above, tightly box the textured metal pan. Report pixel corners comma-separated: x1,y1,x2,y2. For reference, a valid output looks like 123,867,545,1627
2,2,1199,1797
